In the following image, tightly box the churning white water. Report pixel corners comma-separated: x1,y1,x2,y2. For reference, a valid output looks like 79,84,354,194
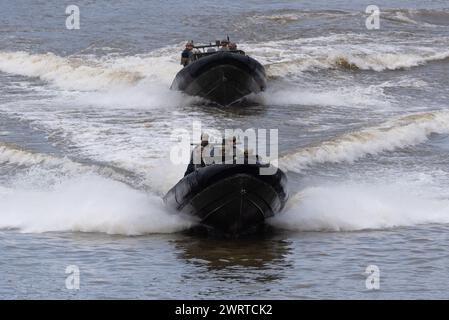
2,0,449,299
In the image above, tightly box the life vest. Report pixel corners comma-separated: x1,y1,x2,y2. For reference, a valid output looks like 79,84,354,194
181,49,192,58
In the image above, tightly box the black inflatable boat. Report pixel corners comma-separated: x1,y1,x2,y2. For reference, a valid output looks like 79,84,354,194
163,164,288,236
170,44,267,106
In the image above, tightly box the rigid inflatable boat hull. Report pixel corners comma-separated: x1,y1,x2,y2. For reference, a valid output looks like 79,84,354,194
171,52,266,106
163,164,288,236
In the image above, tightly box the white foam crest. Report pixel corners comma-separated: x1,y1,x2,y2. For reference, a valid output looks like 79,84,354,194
0,143,75,168
98,50,181,85
270,181,449,232
263,83,390,108
389,11,422,25
262,49,449,76
383,9,448,28
0,142,144,189
0,49,183,92
252,10,356,24
280,111,449,173
2,41,447,94
0,48,202,110
0,51,144,91
244,35,449,77
0,173,192,235
338,50,449,72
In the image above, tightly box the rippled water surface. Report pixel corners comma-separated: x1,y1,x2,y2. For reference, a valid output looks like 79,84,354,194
1,0,449,299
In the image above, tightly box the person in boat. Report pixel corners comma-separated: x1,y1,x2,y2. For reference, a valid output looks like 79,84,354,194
229,42,237,51
184,133,212,176
230,136,237,160
181,42,194,67
243,148,261,165
210,136,238,164
219,39,230,51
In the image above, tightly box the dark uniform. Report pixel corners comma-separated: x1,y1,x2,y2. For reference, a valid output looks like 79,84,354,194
181,46,193,67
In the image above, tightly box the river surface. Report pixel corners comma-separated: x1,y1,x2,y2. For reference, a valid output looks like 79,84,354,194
1,0,449,299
